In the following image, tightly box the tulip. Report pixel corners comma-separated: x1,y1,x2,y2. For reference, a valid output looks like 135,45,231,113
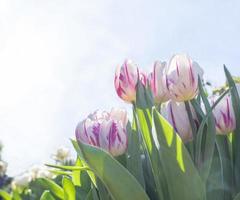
161,100,197,142
75,109,128,156
148,61,169,104
211,95,236,134
114,59,140,103
165,54,204,102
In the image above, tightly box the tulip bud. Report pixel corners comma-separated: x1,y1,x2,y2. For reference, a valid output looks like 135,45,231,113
114,59,139,103
148,61,169,104
211,95,236,134
76,109,128,156
161,101,197,142
165,54,204,102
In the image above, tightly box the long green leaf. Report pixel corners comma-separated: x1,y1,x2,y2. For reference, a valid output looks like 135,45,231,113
136,82,168,200
206,147,224,200
40,191,56,200
234,192,240,200
62,176,76,200
37,178,64,199
224,65,240,192
46,164,89,171
195,88,230,168
96,178,111,200
72,158,81,186
0,190,11,200
153,109,206,200
72,140,97,187
74,140,149,200
126,115,145,188
197,77,216,182
216,135,233,200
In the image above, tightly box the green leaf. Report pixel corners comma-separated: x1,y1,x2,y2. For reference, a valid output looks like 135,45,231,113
74,140,149,200
12,191,21,200
49,169,72,176
197,77,216,182
72,158,81,186
37,178,64,199
40,191,56,200
46,164,90,171
96,178,111,200
224,65,240,191
75,186,88,199
126,116,145,188
191,99,205,119
195,88,229,169
216,135,233,200
153,109,206,200
135,81,168,200
234,192,240,200
185,101,197,160
206,147,224,200
85,187,99,200
0,190,12,200
72,140,97,187
62,176,76,200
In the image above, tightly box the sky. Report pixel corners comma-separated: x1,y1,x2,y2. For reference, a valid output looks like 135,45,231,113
0,0,240,175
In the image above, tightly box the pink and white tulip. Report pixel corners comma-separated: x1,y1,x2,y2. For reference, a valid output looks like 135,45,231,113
75,109,128,157
211,95,236,134
114,59,140,103
165,54,204,102
161,101,197,143
148,61,169,104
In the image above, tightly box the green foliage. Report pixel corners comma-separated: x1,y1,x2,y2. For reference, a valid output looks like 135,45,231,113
73,140,149,200
2,66,240,200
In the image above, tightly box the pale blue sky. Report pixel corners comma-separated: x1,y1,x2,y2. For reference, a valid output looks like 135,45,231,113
0,0,239,175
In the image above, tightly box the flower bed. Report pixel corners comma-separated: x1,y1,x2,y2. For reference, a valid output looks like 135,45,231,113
1,53,240,200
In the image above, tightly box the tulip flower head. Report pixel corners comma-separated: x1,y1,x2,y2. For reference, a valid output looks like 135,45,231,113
148,61,169,104
161,101,197,143
75,108,128,157
165,54,204,102
211,95,236,134
114,59,142,103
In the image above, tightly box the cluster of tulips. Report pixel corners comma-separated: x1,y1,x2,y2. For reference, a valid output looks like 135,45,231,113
75,54,238,155
1,53,240,200
71,53,240,200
